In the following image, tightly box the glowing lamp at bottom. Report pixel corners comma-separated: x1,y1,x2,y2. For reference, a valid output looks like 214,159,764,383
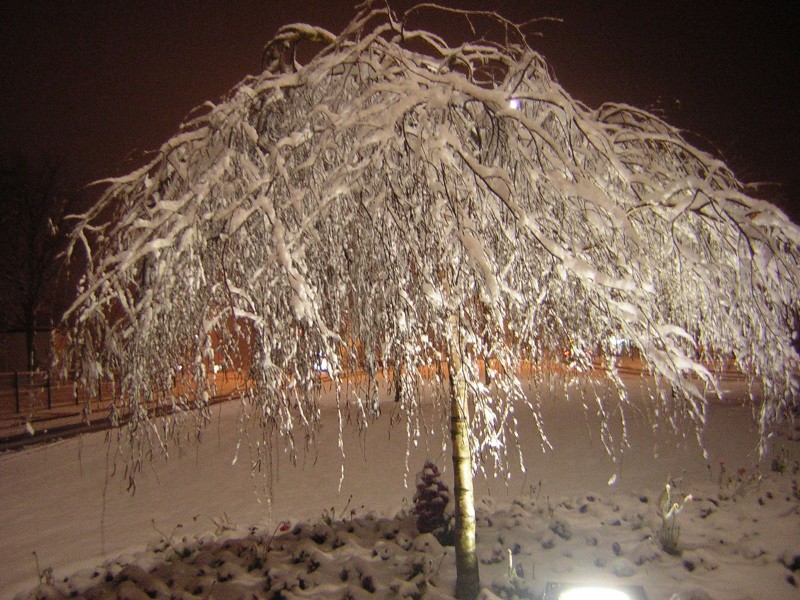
544,582,648,600
559,587,632,600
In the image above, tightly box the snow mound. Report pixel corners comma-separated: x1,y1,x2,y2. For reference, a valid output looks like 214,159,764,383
15,470,800,600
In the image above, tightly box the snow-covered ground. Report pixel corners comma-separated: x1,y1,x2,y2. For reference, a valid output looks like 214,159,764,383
1,376,798,599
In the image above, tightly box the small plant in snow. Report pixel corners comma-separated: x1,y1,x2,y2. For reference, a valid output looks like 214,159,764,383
489,550,532,599
657,482,692,556
150,519,190,557
321,494,360,526
771,446,798,476
194,512,236,536
413,461,453,545
32,551,54,586
716,461,760,501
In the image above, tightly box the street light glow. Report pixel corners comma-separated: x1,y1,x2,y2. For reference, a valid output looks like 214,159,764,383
559,586,632,600
544,582,648,600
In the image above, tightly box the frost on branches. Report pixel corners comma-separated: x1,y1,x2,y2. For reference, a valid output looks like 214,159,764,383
62,4,800,482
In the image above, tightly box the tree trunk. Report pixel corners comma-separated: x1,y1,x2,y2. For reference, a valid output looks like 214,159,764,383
25,324,36,371
23,299,37,371
447,317,480,599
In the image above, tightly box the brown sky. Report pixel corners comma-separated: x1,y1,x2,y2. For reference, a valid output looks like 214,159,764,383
1,1,797,216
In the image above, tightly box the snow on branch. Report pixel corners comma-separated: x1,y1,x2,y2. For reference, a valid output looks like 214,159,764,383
61,3,800,479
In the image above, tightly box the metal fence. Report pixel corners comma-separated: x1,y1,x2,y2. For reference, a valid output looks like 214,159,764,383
0,371,114,414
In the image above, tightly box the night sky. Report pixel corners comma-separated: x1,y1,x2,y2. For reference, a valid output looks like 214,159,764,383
1,1,797,216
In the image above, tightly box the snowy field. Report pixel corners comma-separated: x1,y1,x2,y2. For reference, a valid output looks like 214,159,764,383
1,376,798,599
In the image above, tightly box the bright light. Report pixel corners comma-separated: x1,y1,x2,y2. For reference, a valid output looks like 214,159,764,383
314,355,329,372
509,98,520,110
605,336,631,355
545,580,647,600
559,587,632,600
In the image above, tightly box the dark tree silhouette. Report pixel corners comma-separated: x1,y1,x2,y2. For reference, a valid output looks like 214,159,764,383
0,155,72,370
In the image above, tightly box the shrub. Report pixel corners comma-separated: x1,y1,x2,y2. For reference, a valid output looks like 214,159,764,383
413,461,453,543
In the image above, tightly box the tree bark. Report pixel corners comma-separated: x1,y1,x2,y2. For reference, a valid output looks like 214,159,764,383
24,308,36,371
447,316,480,599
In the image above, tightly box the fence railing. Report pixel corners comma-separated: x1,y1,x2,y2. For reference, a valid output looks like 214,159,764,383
0,371,116,415
1,357,745,417
0,371,249,416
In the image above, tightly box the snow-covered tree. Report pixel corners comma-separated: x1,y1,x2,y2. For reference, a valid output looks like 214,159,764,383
60,4,800,598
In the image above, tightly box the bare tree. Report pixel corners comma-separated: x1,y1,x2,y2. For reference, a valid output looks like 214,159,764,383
60,5,800,598
0,154,71,371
